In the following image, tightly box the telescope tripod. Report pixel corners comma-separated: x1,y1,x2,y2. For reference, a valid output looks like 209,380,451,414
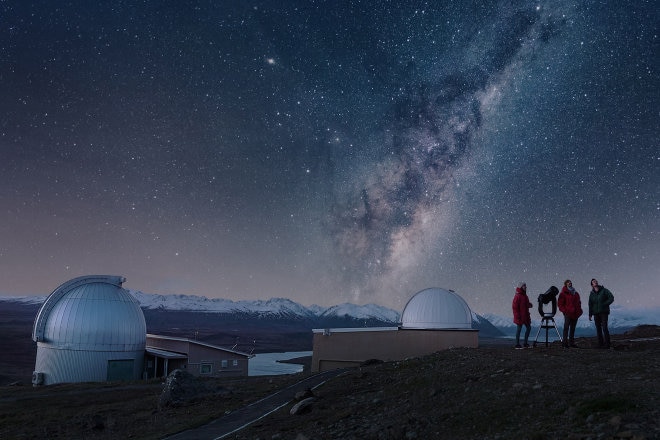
532,315,563,348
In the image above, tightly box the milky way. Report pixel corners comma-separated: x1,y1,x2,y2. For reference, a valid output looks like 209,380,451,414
1,1,657,315
328,4,574,304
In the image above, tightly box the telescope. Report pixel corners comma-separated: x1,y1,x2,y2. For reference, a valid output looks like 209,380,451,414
537,285,559,318
532,285,562,347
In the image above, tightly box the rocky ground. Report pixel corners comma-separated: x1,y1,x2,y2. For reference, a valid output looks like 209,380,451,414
0,326,658,440
229,326,660,440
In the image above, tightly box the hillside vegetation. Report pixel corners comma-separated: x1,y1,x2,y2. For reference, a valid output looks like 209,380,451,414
0,326,658,439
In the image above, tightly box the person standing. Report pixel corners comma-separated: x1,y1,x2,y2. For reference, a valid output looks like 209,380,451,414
588,278,615,349
558,279,583,348
512,282,533,349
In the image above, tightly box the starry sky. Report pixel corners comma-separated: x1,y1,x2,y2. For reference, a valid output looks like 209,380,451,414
1,1,658,316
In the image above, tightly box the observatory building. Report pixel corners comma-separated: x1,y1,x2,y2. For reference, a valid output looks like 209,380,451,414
311,287,478,372
32,275,147,385
32,275,252,385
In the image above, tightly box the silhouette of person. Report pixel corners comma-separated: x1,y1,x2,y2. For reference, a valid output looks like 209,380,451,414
558,279,583,348
588,278,614,349
512,282,533,349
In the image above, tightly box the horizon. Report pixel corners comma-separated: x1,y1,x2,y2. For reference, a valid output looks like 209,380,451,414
2,289,660,326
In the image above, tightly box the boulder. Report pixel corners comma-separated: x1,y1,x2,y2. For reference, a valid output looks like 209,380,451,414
290,397,315,415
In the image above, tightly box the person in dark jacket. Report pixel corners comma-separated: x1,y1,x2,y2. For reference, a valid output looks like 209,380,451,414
588,278,615,349
558,279,583,348
512,282,533,349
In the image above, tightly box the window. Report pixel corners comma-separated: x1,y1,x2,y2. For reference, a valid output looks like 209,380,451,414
232,360,238,367
221,360,228,368
200,363,212,374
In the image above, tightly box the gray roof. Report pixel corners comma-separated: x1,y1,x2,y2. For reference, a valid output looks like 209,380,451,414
145,346,189,359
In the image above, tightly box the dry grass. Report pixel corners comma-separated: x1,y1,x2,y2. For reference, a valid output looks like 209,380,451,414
1,325,659,440
0,375,303,439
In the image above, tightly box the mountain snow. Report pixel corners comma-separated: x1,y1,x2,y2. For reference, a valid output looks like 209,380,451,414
319,302,400,322
130,290,316,317
2,291,658,331
131,290,400,321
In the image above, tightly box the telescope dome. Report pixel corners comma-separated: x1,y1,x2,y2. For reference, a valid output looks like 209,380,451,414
32,275,146,385
33,275,146,350
401,287,473,329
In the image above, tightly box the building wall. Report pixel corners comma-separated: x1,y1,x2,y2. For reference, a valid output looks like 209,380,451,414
146,335,249,377
34,343,145,385
186,343,248,376
311,328,478,372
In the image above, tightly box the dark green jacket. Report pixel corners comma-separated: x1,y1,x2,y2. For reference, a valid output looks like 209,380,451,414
588,286,614,316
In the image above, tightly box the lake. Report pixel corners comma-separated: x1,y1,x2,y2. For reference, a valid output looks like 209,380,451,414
248,351,312,376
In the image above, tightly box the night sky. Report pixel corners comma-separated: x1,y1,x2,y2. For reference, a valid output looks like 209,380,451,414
1,1,658,316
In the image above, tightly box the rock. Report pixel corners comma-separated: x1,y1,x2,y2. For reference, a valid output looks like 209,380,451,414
290,397,315,415
158,369,230,409
609,415,622,426
294,388,314,401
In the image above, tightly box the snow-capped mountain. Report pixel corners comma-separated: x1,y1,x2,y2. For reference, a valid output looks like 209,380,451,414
0,295,46,305
128,290,398,321
132,292,507,335
0,290,400,323
3,291,656,335
129,290,317,319
318,302,400,323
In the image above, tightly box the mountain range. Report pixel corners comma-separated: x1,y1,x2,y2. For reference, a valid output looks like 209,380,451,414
3,290,658,338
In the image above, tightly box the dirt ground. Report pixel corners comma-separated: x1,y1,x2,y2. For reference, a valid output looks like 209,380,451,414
1,326,658,440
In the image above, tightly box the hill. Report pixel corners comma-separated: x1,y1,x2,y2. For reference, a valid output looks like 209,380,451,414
0,326,658,439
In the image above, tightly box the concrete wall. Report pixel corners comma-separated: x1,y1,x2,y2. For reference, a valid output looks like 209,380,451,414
311,328,478,372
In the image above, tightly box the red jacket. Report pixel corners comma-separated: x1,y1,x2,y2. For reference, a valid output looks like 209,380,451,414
558,286,583,320
512,288,532,325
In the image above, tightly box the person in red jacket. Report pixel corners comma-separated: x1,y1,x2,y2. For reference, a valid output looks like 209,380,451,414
512,282,533,349
558,279,583,348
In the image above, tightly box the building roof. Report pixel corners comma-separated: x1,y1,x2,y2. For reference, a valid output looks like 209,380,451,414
400,287,473,329
32,275,146,351
146,334,253,358
145,347,189,359
312,327,399,334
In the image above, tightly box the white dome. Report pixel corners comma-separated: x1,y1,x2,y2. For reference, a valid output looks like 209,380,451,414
33,275,146,351
401,287,472,329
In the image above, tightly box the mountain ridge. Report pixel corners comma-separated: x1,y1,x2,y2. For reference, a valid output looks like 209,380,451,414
2,291,658,336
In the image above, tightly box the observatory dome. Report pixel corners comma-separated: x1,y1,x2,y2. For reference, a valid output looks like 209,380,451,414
32,275,146,385
33,275,146,350
401,287,473,329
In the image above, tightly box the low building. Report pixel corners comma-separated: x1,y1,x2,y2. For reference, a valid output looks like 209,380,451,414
146,334,251,378
311,287,478,372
